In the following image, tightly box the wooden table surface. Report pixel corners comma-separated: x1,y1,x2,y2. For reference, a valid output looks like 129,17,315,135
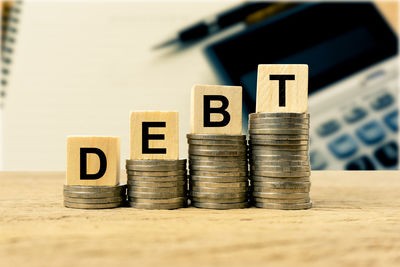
0,171,399,267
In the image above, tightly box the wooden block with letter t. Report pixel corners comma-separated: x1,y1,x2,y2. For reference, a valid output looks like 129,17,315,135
66,136,120,186
256,64,308,113
191,84,242,134
130,111,179,160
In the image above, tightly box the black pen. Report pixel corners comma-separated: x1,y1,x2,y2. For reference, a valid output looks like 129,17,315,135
153,2,271,50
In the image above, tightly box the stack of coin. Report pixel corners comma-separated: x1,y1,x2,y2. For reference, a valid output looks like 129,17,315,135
248,112,312,210
126,159,187,209
187,134,249,209
63,185,126,209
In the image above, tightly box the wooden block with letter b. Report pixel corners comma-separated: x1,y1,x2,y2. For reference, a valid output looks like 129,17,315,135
191,84,242,134
130,111,179,160
256,64,308,113
66,136,120,186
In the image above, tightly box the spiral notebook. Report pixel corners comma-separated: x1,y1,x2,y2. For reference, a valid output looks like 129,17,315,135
1,0,22,106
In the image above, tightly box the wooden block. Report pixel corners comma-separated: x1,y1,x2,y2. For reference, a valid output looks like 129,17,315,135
256,64,308,113
191,84,242,134
66,136,120,186
130,111,179,160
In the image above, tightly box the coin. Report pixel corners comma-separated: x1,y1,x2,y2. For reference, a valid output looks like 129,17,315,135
128,201,186,210
251,170,311,177
254,201,312,210
249,123,309,129
249,134,309,140
190,191,247,199
127,191,185,199
127,175,185,182
250,165,311,172
126,170,186,176
190,175,248,183
64,201,122,209
250,150,309,156
188,139,247,146
192,201,249,209
249,129,309,135
249,117,309,124
63,190,125,198
190,186,248,193
191,197,247,203
251,159,309,165
250,154,309,161
249,146,309,152
190,165,248,172
190,170,247,177
249,139,309,146
189,149,246,157
127,185,185,193
191,181,248,188
187,134,246,141
64,196,124,204
249,113,310,119
127,180,186,187
63,184,126,193
128,197,186,204
253,197,310,204
252,181,311,188
189,155,247,161
252,186,310,193
126,159,186,166
250,176,310,183
252,192,309,199
189,160,247,167
189,144,247,150
125,164,184,171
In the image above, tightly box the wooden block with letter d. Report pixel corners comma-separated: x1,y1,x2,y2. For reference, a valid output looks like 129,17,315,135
66,136,120,186
191,84,242,134
130,111,179,160
256,64,308,113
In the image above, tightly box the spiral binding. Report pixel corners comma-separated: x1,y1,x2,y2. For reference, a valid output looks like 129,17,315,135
1,0,22,104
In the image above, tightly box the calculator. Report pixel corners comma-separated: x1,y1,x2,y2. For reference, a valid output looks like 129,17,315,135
205,2,398,170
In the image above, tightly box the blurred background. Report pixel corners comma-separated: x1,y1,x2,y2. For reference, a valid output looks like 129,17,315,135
0,0,398,171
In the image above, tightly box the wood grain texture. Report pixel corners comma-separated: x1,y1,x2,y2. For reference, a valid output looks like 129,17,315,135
191,84,242,135
130,111,179,160
66,136,120,186
256,64,308,113
1,171,399,267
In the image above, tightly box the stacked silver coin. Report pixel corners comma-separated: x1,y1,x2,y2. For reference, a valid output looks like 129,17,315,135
248,112,312,210
187,134,249,209
63,184,126,209
126,159,187,209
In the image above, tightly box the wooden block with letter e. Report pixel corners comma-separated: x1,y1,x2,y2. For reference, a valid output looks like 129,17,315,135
191,84,242,134
130,111,179,160
256,64,308,113
66,136,120,186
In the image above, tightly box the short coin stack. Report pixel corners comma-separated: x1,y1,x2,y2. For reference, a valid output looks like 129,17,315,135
63,185,127,209
126,159,187,209
248,112,312,210
187,134,249,209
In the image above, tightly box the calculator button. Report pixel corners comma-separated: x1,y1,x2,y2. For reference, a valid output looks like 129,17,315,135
374,141,398,167
370,93,394,110
355,121,386,145
316,119,341,137
310,151,328,170
328,134,358,159
384,110,398,132
345,156,375,170
343,107,367,124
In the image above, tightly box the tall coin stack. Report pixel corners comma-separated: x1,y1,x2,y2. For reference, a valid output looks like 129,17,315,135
63,185,127,209
248,112,312,210
187,134,249,209
126,159,187,209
